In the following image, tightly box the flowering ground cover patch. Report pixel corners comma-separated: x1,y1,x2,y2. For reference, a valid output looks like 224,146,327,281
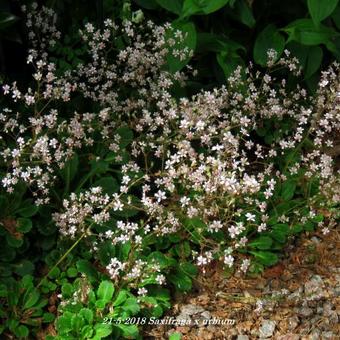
0,1,339,339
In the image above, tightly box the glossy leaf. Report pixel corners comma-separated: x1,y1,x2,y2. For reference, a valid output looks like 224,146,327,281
307,0,339,26
97,280,115,302
166,20,196,73
284,19,339,46
156,0,183,15
253,24,285,66
182,0,230,17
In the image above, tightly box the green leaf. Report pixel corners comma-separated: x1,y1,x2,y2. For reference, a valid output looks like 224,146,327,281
14,325,29,338
66,267,78,278
43,312,55,323
113,290,128,306
253,24,285,66
6,233,23,248
48,266,60,279
271,224,289,243
94,323,112,338
79,308,94,323
71,314,85,333
182,0,230,17
332,6,340,30
16,218,32,233
23,287,40,309
0,13,19,30
97,281,115,302
284,19,339,46
76,260,98,281
116,126,134,148
281,179,296,201
249,251,278,266
122,297,140,314
166,20,196,73
156,0,183,15
16,200,39,217
81,325,94,338
13,260,34,276
180,262,198,277
305,46,323,78
196,33,244,53
248,236,273,250
56,313,73,335
291,224,303,233
60,154,79,183
93,177,119,195
115,324,139,338
233,0,255,28
61,282,74,298
307,0,339,26
169,332,182,340
217,50,245,79
168,270,192,291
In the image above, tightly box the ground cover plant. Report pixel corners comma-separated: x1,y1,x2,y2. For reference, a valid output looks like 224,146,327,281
0,1,339,339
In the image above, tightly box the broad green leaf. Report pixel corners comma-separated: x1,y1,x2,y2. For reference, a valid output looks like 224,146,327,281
156,0,183,15
56,313,73,335
16,218,32,233
305,46,323,78
307,0,339,26
168,269,192,291
76,260,98,281
97,281,115,302
180,262,198,277
288,43,323,79
249,251,278,266
248,236,273,250
79,308,94,323
23,287,40,309
271,224,289,243
13,260,34,276
93,177,119,195
281,179,296,201
284,19,339,46
61,282,74,298
253,24,285,66
71,314,85,333
196,33,244,53
332,6,340,30
122,297,140,314
116,126,133,148
233,0,256,28
115,324,139,338
16,200,39,217
94,323,112,337
14,325,29,338
217,50,245,79
113,290,128,306
43,312,55,323
182,0,230,17
166,21,196,73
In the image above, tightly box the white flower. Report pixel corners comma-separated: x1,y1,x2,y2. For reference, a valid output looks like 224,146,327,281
224,255,234,268
245,213,256,222
137,287,148,296
155,190,166,202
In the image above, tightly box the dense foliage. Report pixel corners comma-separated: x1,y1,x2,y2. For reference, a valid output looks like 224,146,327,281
0,1,339,339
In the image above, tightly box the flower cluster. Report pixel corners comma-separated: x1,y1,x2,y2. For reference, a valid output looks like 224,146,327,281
1,4,339,292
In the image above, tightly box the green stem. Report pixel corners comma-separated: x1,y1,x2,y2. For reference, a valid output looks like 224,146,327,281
37,232,87,288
